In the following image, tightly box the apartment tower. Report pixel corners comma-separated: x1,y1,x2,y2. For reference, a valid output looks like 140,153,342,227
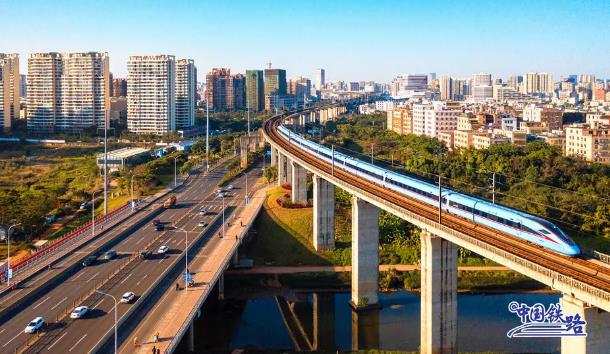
27,52,110,133
0,53,20,130
175,59,196,129
127,55,176,134
246,70,264,112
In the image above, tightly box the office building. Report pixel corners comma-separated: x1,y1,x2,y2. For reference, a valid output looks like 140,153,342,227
112,78,127,97
27,52,110,133
175,59,196,129
439,76,453,100
127,55,176,134
232,73,246,110
264,69,287,110
405,74,428,90
0,54,20,130
246,70,264,112
315,68,325,89
471,72,492,101
524,72,553,95
472,73,492,87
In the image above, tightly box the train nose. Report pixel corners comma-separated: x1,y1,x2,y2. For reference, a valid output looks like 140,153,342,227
564,244,581,257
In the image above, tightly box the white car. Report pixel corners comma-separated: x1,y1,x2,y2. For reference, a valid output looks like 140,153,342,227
70,306,89,319
198,209,206,216
157,245,169,254
198,221,208,227
24,317,45,333
121,292,135,303
216,188,223,194
226,184,234,190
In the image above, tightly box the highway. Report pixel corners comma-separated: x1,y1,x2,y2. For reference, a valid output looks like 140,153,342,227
13,162,262,354
0,164,236,353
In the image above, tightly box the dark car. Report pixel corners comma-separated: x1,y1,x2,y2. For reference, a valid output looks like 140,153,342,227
139,250,152,259
155,223,164,231
82,256,96,267
152,219,161,226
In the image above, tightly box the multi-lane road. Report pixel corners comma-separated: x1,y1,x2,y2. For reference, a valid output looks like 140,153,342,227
0,162,260,353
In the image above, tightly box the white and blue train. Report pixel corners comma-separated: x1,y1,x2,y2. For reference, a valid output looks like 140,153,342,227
278,125,581,256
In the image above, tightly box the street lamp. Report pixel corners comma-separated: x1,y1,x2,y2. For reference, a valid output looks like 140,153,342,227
221,194,226,238
237,172,249,205
92,190,102,238
173,226,189,291
130,174,137,213
95,290,117,354
171,156,177,188
206,96,210,171
5,223,21,287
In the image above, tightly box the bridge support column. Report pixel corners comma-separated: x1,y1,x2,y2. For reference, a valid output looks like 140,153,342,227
278,153,287,186
560,295,610,354
232,249,239,266
351,196,379,308
420,230,457,354
351,307,380,350
218,273,225,300
271,147,277,167
187,319,195,352
313,175,335,250
291,161,307,205
313,293,336,350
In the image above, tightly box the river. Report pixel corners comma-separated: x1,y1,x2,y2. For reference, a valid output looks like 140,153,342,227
185,290,561,353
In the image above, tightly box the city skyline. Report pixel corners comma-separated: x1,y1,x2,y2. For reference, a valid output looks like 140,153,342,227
1,0,609,82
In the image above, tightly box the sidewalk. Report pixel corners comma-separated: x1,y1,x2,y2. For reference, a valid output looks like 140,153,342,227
227,264,511,274
131,185,269,354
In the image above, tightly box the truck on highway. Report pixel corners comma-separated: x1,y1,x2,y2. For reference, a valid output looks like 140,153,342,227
163,195,177,209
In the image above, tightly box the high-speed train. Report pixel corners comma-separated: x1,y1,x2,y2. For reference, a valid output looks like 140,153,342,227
278,125,581,256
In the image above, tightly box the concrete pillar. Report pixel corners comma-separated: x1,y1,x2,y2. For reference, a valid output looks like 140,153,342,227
278,153,287,185
351,307,380,350
218,273,225,300
351,196,379,308
313,293,336,350
271,147,277,167
561,295,610,354
187,320,195,352
313,175,335,250
240,135,249,168
291,161,307,204
286,157,293,186
292,116,299,132
232,249,239,266
420,230,458,354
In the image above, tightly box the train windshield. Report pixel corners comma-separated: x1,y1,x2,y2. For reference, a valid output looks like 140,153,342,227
536,219,574,244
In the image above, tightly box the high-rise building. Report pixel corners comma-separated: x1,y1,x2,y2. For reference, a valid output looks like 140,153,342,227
232,73,246,110
295,77,311,104
349,82,360,92
412,101,461,138
175,59,196,129
19,74,26,97
578,74,596,84
27,52,110,133
127,55,176,134
471,73,492,87
315,68,325,89
246,70,264,112
0,53,20,130
112,78,127,97
205,68,245,111
524,72,553,95
405,74,428,90
439,76,453,100
264,69,286,110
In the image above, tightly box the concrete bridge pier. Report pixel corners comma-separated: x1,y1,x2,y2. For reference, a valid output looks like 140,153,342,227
218,273,225,301
351,196,379,308
187,320,195,352
351,307,380,350
286,157,293,186
313,293,336,350
561,295,610,354
312,175,335,250
271,147,277,167
420,230,458,354
291,161,307,204
278,153,287,185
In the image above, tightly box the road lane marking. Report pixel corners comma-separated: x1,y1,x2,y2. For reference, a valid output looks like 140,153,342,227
3,331,21,347
0,328,5,334
92,298,104,310
50,297,68,310
68,334,87,351
87,271,101,282
73,272,85,280
0,288,23,304
136,236,145,245
47,332,67,351
119,274,132,285
135,274,148,286
33,296,51,309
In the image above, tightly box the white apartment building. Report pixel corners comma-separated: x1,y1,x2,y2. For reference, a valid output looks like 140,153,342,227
127,55,176,134
27,52,110,133
175,59,196,129
0,53,20,130
412,101,460,138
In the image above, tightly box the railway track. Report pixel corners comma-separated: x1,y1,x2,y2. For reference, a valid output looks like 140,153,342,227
265,112,610,294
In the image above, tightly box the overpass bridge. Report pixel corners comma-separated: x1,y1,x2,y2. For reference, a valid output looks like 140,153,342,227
263,104,610,354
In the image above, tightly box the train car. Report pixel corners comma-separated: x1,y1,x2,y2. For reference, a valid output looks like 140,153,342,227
277,124,580,256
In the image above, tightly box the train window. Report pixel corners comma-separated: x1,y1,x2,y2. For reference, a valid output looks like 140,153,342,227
539,229,551,235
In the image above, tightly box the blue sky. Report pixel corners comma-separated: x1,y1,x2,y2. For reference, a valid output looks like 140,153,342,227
1,0,608,82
